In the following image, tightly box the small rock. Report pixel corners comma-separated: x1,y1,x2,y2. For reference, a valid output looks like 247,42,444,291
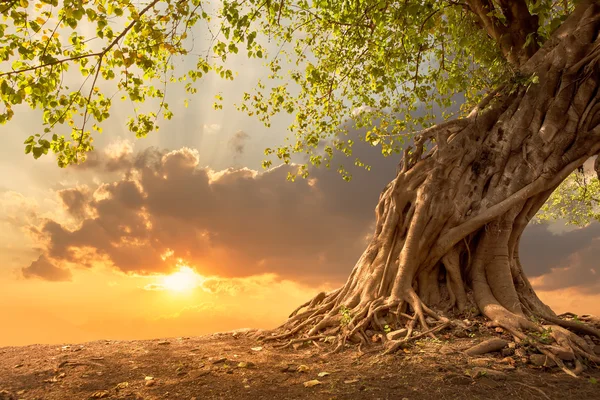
501,348,515,357
297,365,310,373
281,364,299,372
145,379,156,387
237,361,255,368
469,367,507,381
508,342,516,349
386,329,408,341
495,327,504,334
303,380,321,387
529,354,556,367
465,338,508,356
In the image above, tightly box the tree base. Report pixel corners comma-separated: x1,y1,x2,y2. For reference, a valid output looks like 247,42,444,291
259,300,600,377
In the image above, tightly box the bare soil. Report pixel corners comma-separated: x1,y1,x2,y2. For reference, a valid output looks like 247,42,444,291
1,325,599,400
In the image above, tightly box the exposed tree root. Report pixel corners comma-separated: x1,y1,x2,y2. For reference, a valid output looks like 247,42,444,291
258,1,600,378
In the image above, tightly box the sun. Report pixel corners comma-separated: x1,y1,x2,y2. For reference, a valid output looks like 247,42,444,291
161,266,202,293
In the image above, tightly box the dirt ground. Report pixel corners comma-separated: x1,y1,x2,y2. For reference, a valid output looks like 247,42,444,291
1,325,599,400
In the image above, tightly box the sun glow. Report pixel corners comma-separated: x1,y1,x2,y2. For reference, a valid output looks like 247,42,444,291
161,266,203,292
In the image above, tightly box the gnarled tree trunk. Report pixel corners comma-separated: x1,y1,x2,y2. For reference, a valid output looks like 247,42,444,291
267,1,600,374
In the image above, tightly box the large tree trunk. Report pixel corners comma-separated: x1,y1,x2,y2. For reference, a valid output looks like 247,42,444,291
267,1,600,374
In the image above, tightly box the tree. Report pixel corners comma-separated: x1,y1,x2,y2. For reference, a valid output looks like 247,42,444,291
2,0,600,375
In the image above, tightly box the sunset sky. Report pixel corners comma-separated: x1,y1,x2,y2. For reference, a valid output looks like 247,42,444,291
2,15,600,347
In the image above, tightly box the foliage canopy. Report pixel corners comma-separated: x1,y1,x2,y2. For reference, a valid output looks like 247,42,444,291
0,0,597,222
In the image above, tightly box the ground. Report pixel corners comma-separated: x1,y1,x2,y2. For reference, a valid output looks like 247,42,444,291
1,317,599,400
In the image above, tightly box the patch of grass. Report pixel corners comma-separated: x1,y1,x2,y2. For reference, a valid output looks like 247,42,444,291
340,306,353,327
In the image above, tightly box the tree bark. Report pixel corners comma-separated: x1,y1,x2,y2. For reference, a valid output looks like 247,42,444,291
267,1,600,374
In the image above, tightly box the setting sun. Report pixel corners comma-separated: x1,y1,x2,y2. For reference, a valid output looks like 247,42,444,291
161,266,203,292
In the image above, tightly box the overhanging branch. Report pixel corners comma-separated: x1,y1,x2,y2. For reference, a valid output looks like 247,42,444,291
466,0,539,67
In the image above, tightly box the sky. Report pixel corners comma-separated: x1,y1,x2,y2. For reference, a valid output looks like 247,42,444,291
1,10,600,347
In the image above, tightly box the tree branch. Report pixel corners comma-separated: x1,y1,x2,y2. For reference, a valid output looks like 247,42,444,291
0,0,160,78
465,0,539,67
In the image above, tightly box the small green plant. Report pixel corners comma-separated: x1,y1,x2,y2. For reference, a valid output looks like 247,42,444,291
383,324,392,334
532,327,553,344
340,306,352,327
590,377,598,385
573,314,582,324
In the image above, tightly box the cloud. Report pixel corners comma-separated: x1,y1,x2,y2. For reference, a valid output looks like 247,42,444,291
228,130,250,155
22,143,394,283
58,186,91,219
521,223,600,291
21,255,72,281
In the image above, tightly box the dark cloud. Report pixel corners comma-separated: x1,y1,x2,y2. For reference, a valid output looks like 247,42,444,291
228,130,250,156
22,255,72,281
520,223,600,290
58,187,91,219
23,143,395,282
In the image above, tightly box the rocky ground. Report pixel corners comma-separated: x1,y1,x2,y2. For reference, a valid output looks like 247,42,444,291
1,319,599,400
